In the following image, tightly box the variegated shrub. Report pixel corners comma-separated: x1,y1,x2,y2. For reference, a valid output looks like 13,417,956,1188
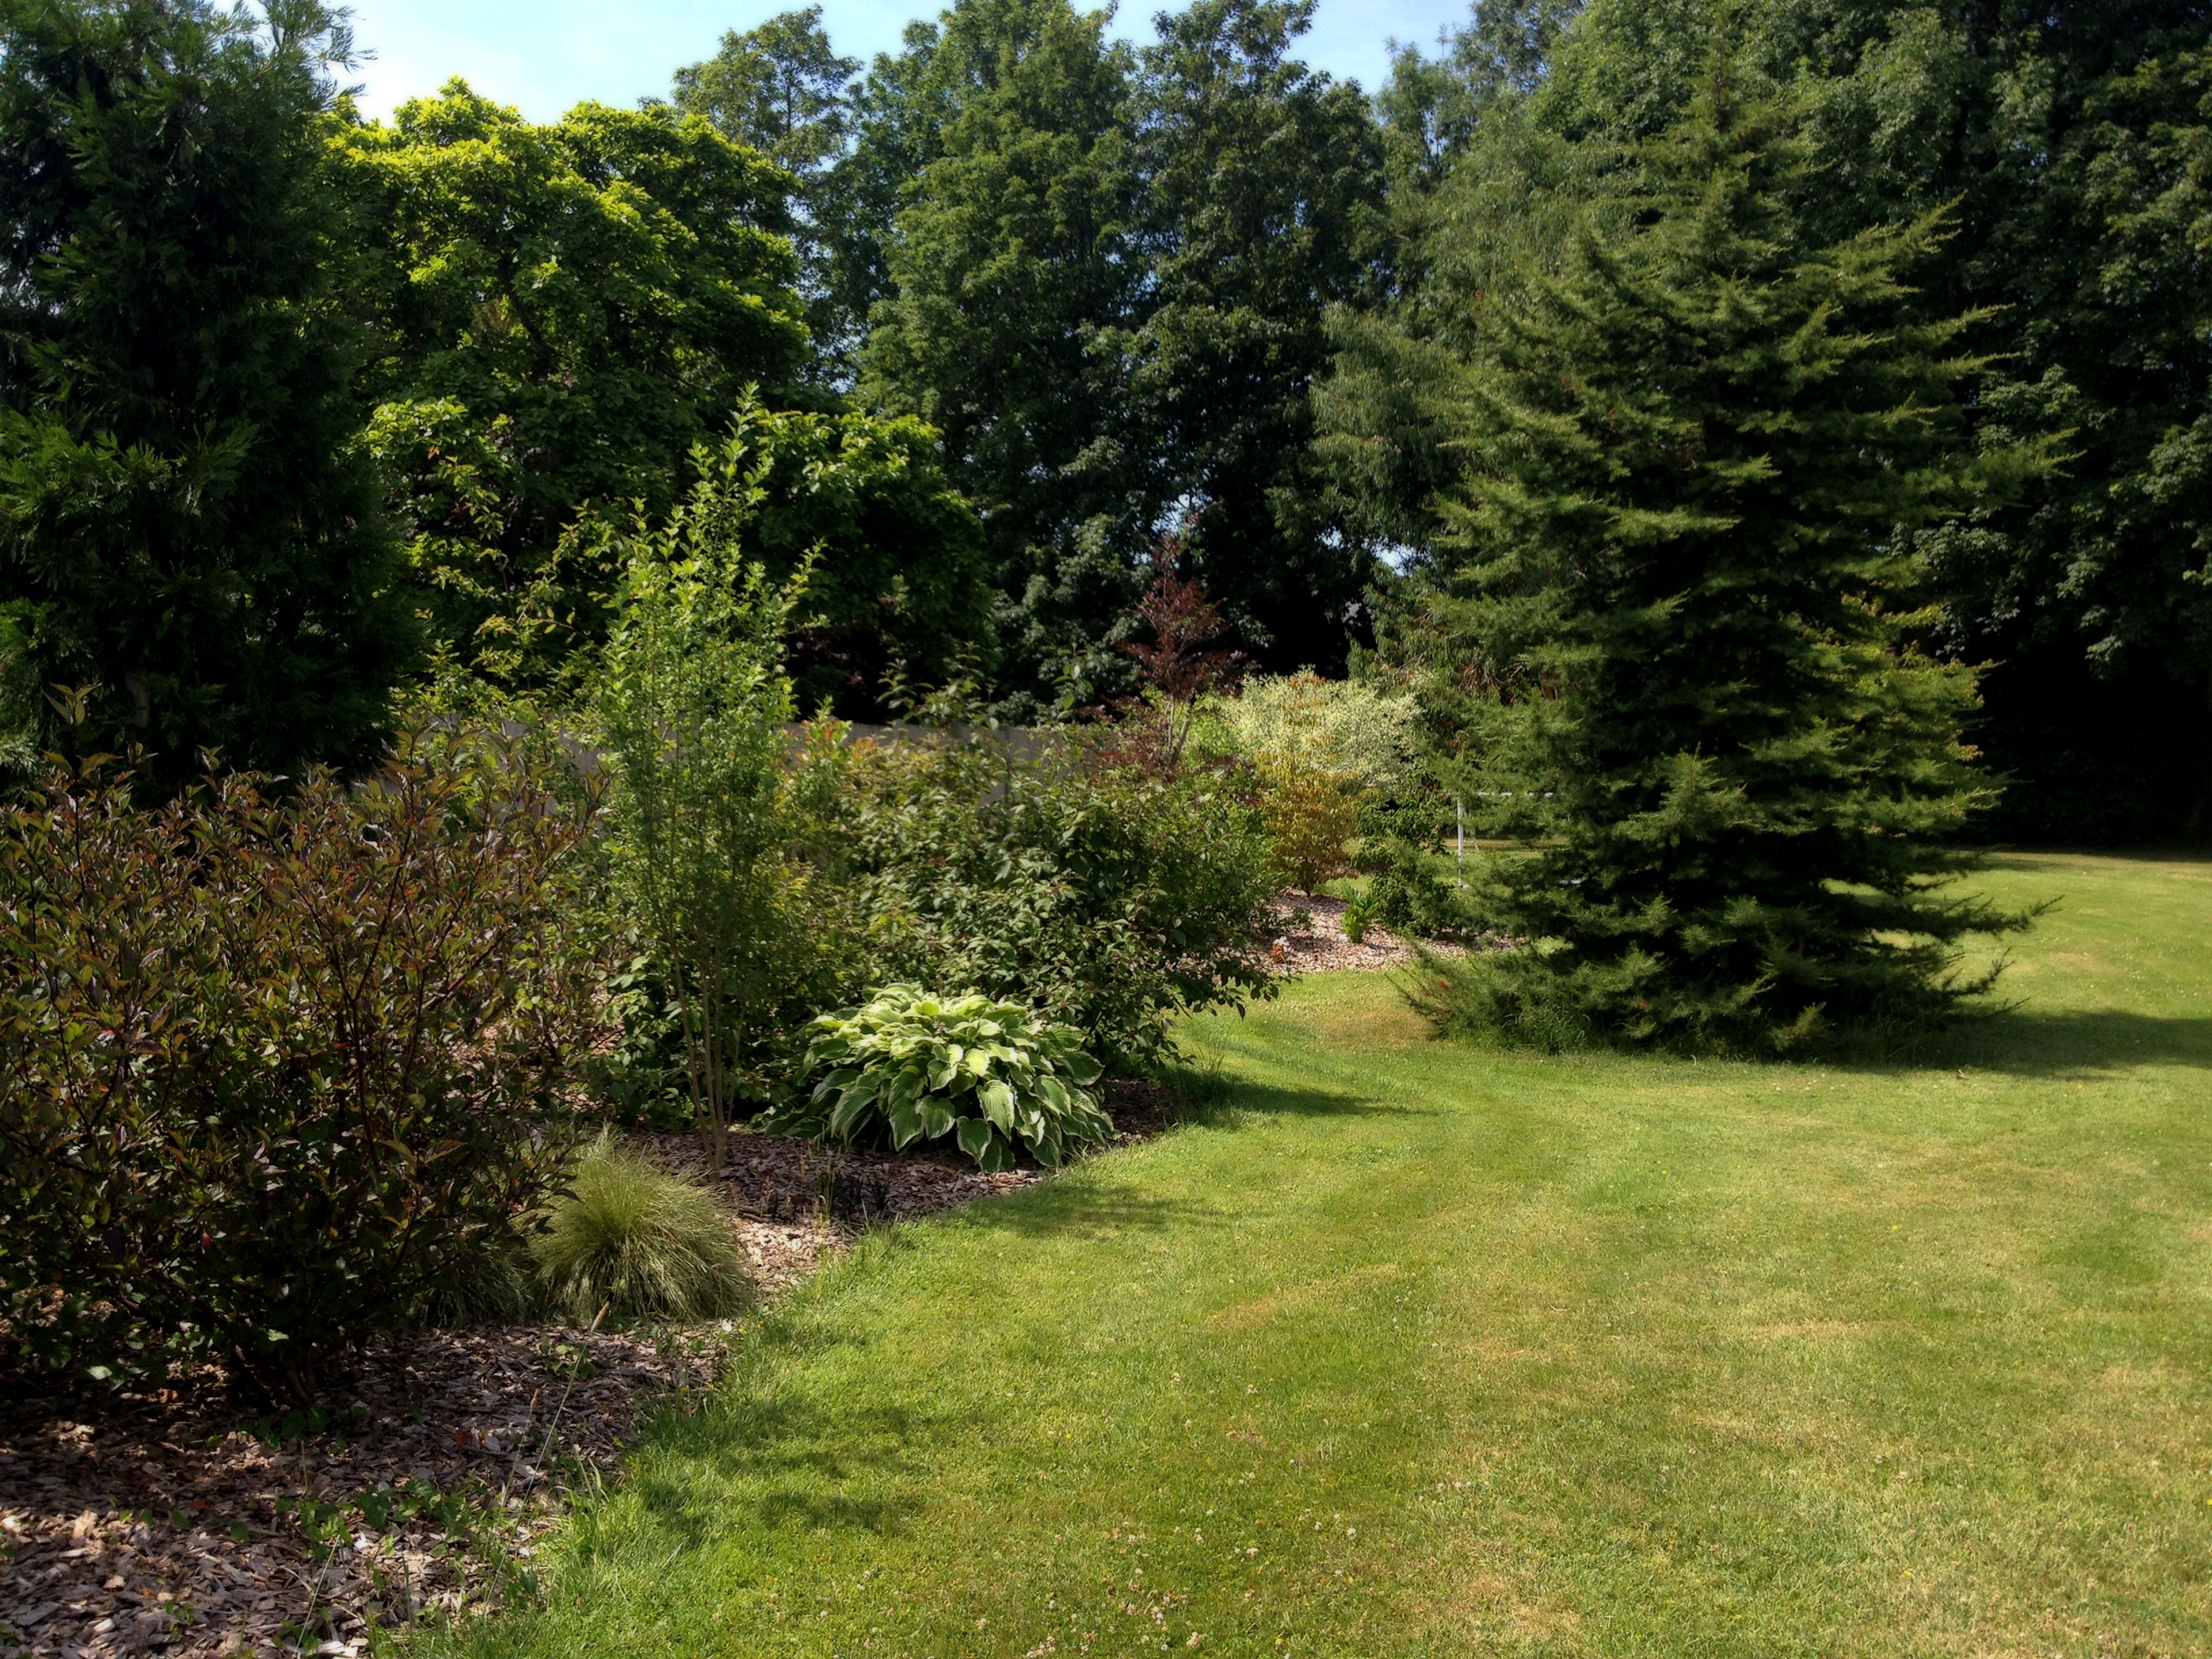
774,986,1111,1172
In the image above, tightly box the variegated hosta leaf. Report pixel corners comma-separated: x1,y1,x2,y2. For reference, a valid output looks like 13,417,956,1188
887,1100,925,1150
829,1088,874,1138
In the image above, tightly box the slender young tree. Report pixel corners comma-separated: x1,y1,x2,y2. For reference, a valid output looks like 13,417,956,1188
0,0,411,779
596,446,826,1177
1393,46,2049,1050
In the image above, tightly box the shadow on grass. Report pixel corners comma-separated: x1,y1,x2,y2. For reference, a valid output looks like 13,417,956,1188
1977,845,2212,868
1855,1008,2212,1078
622,1389,923,1549
910,1082,1404,1247
1203,1078,1410,1121
946,1183,1212,1239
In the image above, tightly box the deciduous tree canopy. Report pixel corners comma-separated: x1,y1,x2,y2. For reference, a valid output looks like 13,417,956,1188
0,0,410,779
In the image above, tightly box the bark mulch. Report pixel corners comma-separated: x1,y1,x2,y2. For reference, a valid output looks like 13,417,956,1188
1267,893,1419,973
0,1324,724,1659
1,1082,1186,1659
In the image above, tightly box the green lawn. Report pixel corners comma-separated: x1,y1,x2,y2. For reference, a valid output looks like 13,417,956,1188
444,853,2212,1658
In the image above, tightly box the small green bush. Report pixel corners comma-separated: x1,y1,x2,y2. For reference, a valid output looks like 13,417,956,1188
1401,944,1594,1054
834,732,1277,1071
770,986,1111,1172
1341,891,1378,944
1254,756,1362,893
1355,778,1481,940
531,1139,751,1325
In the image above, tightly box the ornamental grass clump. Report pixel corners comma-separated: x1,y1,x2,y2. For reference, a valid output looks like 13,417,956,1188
531,1139,751,1325
772,986,1111,1173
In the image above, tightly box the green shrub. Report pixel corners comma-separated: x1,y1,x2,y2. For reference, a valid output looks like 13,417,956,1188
1192,673,1418,789
1341,891,1378,945
0,734,603,1399
770,986,1111,1172
832,732,1278,1071
1354,775,1480,940
1254,756,1361,893
596,454,856,1174
531,1139,751,1325
1401,944,1592,1055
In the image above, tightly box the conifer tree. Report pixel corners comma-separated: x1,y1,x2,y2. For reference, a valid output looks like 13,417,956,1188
1403,46,2048,1050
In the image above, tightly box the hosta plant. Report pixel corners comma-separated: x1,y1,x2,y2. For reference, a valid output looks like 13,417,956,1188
774,987,1111,1172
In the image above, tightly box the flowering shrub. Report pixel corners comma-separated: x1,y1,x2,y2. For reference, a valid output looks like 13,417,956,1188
771,986,1111,1171
1195,674,1417,789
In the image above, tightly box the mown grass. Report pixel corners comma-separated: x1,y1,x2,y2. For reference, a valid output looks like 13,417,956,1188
437,852,2212,1658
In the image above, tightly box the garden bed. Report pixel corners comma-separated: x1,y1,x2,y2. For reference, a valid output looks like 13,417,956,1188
0,1324,720,1658
0,1081,1189,1658
1266,893,1418,972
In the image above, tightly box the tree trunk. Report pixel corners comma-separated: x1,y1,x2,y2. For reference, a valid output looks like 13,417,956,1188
2190,659,2212,840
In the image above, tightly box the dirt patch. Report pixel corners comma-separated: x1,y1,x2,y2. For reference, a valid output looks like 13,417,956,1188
1266,893,1412,973
1,1081,1186,1657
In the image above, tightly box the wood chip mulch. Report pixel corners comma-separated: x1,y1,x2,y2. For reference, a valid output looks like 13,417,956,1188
1,1084,1185,1659
1266,893,1417,973
0,1323,727,1659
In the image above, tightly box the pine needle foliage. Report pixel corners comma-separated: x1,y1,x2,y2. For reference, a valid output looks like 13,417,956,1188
1415,42,2054,1053
531,1139,751,1326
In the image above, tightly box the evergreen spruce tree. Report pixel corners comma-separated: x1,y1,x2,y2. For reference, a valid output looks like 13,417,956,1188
1408,48,2048,1051
0,0,411,780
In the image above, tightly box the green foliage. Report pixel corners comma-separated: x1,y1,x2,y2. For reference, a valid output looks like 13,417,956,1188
771,985,1111,1171
671,6,863,373
1191,669,1432,912
0,0,411,782
702,395,992,717
1194,672,1418,788
1252,756,1360,894
341,81,808,692
0,732,603,1400
834,730,1278,1071
531,1138,751,1324
1342,51,2047,1050
1339,888,1378,944
858,0,1145,711
1379,0,2212,842
855,0,1392,707
596,447,848,1174
1112,0,1387,674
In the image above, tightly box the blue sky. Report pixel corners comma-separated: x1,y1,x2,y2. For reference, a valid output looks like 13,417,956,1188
341,0,1472,122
